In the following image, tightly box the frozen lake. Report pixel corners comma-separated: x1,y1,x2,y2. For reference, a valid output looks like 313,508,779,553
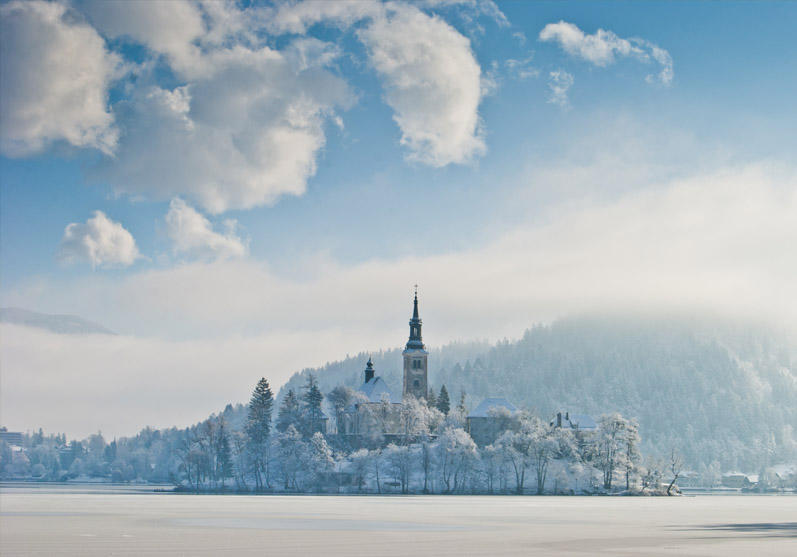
1,484,795,556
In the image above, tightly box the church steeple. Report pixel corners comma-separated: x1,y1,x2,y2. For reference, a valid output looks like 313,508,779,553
364,356,375,383
402,286,428,400
406,286,424,350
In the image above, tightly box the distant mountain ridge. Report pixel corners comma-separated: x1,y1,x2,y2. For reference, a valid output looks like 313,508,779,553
278,313,797,472
0,307,116,335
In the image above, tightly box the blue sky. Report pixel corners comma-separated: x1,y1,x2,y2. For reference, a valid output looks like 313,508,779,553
1,1,796,436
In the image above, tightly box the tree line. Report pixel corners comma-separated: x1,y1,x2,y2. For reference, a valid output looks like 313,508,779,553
0,375,669,494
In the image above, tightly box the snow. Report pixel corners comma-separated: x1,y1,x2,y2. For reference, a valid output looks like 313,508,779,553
358,376,399,403
467,398,518,418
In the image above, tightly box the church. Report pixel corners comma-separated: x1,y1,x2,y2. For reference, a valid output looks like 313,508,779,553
338,290,429,441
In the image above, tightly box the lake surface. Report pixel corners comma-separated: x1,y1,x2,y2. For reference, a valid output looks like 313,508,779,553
1,484,795,556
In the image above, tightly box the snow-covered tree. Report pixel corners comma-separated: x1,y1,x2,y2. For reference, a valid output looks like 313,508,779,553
302,375,325,436
276,389,301,433
245,378,273,489
437,385,451,415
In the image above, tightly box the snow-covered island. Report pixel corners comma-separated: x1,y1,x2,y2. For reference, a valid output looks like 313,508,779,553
1,294,686,495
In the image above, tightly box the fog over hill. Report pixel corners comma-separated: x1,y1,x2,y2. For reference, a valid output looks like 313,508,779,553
279,313,797,471
0,307,115,336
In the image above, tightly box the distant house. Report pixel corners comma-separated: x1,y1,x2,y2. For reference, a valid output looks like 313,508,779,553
551,411,597,432
721,472,755,488
0,429,23,448
467,398,518,446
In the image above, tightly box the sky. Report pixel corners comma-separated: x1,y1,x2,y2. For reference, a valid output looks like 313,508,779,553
1,0,796,438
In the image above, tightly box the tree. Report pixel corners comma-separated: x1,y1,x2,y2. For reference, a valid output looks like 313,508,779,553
667,448,682,496
245,378,274,489
327,385,358,434
384,443,412,493
525,417,558,494
399,396,431,445
596,413,631,491
624,419,641,490
276,389,301,433
457,391,467,414
437,385,451,415
302,375,324,436
277,425,305,491
436,427,478,493
427,388,437,409
496,430,525,494
349,449,371,492
308,432,335,491
215,419,233,488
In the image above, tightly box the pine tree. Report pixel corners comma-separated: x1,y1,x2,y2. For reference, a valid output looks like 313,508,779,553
216,419,234,488
245,378,274,489
437,385,451,415
457,391,467,414
427,387,437,409
277,389,301,433
302,374,324,436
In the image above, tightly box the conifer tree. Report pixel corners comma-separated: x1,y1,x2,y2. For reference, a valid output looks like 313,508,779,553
277,389,301,433
217,419,233,488
245,378,274,489
437,385,451,415
427,387,437,409
457,391,467,414
302,374,324,436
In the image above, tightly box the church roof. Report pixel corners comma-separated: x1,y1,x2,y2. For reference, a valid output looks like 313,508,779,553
358,376,399,403
552,412,598,431
468,398,518,418
563,413,597,430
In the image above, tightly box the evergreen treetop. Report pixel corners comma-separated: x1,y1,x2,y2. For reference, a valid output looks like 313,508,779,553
437,385,450,415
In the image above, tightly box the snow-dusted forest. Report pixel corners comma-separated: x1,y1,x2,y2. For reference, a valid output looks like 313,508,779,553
282,314,797,473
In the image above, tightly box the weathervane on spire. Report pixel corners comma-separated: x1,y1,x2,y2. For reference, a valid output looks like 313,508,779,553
414,283,418,297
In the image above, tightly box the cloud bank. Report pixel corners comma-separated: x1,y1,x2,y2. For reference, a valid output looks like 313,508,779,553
5,160,795,437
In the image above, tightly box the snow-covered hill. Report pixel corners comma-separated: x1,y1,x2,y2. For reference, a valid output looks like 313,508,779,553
0,307,115,335
278,313,797,472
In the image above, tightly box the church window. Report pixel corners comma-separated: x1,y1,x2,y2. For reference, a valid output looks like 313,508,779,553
413,379,420,388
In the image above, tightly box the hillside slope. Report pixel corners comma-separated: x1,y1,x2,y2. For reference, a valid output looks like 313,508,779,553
279,314,797,471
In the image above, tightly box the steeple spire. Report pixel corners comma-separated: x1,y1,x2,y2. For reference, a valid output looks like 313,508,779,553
364,356,375,383
406,286,424,350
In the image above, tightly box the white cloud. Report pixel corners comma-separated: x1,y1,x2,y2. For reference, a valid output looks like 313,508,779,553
262,0,382,35
359,3,486,166
58,212,140,269
505,56,539,80
165,198,247,260
4,0,495,206
0,1,119,157
547,70,574,108
93,38,353,213
80,0,205,75
22,162,797,341
539,21,673,85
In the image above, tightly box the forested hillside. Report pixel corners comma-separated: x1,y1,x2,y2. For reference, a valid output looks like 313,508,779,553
280,314,797,472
